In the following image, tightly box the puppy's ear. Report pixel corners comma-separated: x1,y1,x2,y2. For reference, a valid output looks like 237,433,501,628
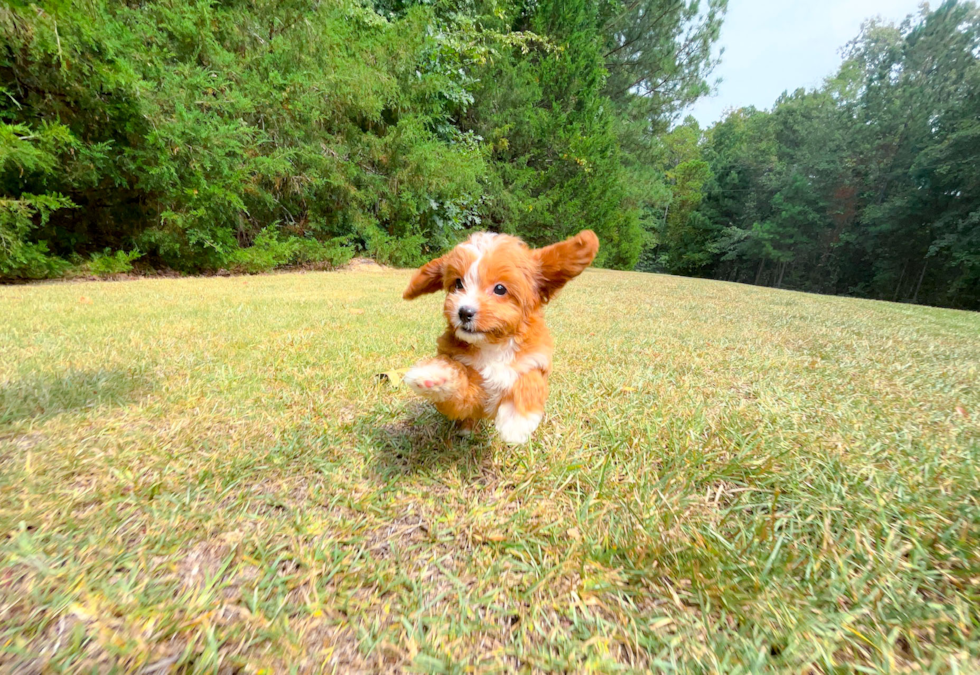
403,255,447,300
533,230,599,303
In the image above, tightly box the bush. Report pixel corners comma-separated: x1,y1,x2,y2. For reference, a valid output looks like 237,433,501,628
0,2,494,276
230,229,353,274
85,249,144,276
362,227,430,268
229,230,300,275
293,237,354,269
0,0,714,278
0,193,73,279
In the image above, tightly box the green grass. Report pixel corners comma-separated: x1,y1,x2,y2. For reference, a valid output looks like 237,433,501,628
1,267,978,673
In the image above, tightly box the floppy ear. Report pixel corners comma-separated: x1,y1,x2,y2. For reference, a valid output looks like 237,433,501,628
403,255,447,300
533,230,599,303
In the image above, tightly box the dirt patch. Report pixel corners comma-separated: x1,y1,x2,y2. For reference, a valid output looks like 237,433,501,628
363,515,432,558
0,432,45,452
1,258,383,287
343,258,387,273
2,269,182,286
298,619,378,672
176,541,234,590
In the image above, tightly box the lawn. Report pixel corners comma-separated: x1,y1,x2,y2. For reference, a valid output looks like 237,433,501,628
1,266,978,673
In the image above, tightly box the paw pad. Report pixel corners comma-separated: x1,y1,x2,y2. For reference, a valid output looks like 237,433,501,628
404,362,458,402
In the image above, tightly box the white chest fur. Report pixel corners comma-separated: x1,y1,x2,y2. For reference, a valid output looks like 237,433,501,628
454,340,550,413
455,339,518,412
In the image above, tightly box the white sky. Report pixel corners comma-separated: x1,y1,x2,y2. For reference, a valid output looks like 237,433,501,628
688,0,927,127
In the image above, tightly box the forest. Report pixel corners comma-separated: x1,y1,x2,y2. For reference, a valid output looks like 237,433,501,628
655,1,980,310
1,0,978,310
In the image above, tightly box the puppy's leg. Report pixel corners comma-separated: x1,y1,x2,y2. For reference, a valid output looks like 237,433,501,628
404,356,484,420
495,370,548,444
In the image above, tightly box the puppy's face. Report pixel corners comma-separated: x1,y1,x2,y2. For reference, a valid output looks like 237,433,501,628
404,231,599,343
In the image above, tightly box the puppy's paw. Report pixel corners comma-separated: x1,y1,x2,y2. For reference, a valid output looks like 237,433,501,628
455,418,478,437
403,360,460,402
494,402,542,445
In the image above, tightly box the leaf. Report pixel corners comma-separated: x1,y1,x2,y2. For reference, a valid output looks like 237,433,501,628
69,602,93,620
79,296,92,304
376,368,410,386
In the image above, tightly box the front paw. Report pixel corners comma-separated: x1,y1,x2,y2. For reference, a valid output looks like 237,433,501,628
403,360,459,403
494,402,543,444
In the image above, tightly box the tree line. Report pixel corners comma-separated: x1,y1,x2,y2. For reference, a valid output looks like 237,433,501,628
1,0,977,310
652,1,980,310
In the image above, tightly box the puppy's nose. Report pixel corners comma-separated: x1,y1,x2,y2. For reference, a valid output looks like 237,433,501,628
458,306,476,324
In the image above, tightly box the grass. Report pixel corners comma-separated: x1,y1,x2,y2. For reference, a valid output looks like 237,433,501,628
0,266,978,674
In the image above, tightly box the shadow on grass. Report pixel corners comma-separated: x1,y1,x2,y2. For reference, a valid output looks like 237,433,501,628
356,401,494,478
0,368,154,425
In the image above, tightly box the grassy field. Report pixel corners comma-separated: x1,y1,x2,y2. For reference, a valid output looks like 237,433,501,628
0,266,978,674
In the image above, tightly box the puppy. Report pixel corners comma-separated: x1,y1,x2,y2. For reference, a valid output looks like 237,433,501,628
401,230,599,443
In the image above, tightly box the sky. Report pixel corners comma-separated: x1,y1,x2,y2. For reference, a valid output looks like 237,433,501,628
688,0,926,127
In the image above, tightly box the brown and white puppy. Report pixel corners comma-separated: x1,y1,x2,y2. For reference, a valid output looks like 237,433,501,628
402,230,599,443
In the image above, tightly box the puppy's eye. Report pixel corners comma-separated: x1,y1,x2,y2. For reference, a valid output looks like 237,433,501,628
454,278,464,291
493,284,507,296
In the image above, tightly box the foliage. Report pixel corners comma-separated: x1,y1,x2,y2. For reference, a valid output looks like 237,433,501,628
0,192,73,278
85,248,143,276
0,120,75,277
229,229,353,274
0,0,724,279
651,1,980,309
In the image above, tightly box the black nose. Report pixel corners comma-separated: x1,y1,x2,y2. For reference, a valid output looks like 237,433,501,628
458,306,476,324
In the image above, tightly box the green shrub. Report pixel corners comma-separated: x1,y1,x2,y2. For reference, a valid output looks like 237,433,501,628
230,230,353,274
293,237,354,269
85,249,144,276
229,229,299,275
0,2,495,275
362,228,429,268
0,193,73,279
